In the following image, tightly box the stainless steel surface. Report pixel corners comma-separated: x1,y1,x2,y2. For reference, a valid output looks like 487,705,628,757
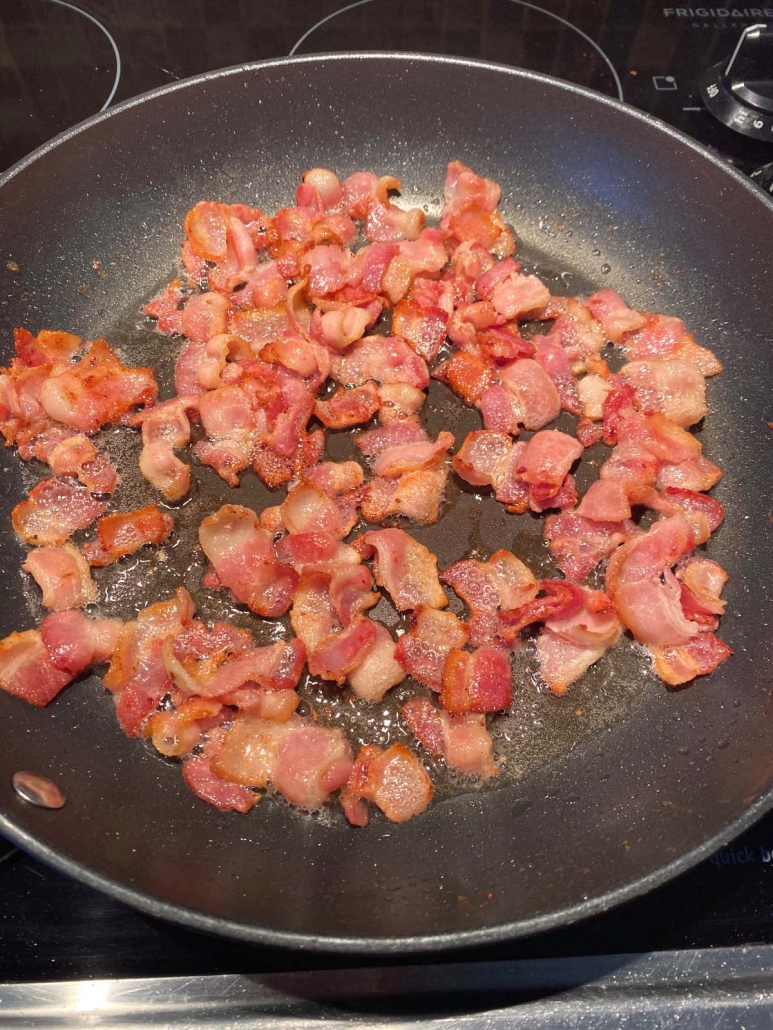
11,772,66,810
2,946,773,1028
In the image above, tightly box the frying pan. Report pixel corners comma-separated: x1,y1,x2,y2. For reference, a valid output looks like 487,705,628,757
0,53,772,954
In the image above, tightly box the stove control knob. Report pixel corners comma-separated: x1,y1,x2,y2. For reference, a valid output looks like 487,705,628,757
751,161,773,195
700,23,773,141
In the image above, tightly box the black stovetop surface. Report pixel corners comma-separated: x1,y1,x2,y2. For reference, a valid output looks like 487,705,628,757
1,0,772,983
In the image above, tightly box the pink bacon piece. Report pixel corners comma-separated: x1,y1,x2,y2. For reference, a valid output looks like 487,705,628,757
403,698,498,779
22,543,96,611
199,505,298,618
395,606,470,690
355,529,448,611
12,479,108,547
341,742,433,826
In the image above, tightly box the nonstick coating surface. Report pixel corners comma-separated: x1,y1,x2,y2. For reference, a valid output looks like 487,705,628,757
0,54,771,953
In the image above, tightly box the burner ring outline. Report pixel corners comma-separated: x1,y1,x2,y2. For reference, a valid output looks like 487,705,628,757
289,0,623,102
46,0,122,111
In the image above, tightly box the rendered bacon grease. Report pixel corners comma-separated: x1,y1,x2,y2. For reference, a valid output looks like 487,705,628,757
0,162,731,825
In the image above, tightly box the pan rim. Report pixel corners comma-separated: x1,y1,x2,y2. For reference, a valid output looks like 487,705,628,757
1,50,772,954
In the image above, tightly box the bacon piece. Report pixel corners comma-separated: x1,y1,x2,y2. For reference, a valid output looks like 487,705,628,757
543,298,606,364
301,244,349,295
616,410,702,466
199,505,298,617
232,262,287,310
446,204,514,256
305,460,365,498
381,229,449,305
371,430,454,478
347,623,405,701
136,391,193,442
298,167,343,210
576,417,604,448
162,620,254,695
0,630,72,706
452,429,512,487
477,326,534,365
477,259,549,320
47,434,118,495
308,616,377,684
498,580,587,644
657,487,725,536
656,455,722,492
677,557,728,619
441,161,501,220
403,698,497,778
441,646,512,714
174,640,306,700
392,298,448,362
38,339,157,432
536,589,621,695
209,715,284,788
432,351,497,407
650,632,732,687
356,529,448,611
212,714,353,809
395,606,470,689
183,730,258,813
465,429,579,514
41,610,121,675
606,515,699,646
619,358,707,428
341,743,432,826
252,428,323,489
355,421,427,456
366,199,425,244
275,532,341,568
517,430,583,493
598,443,660,505
586,289,646,342
576,478,633,522
279,480,352,538
533,336,582,415
290,568,339,652
185,201,230,261
447,299,499,349
441,550,538,646
359,462,447,524
140,442,191,503
314,382,380,428
330,335,430,389
375,383,425,425
104,588,195,737
82,505,173,566
22,543,96,610
174,339,206,397
622,313,722,376
133,395,195,502
270,722,354,808
228,304,292,349
145,696,224,757
315,304,373,352
194,385,254,487
12,479,107,546
289,565,377,658
13,327,83,368
578,373,612,422
496,358,562,431
181,291,229,343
